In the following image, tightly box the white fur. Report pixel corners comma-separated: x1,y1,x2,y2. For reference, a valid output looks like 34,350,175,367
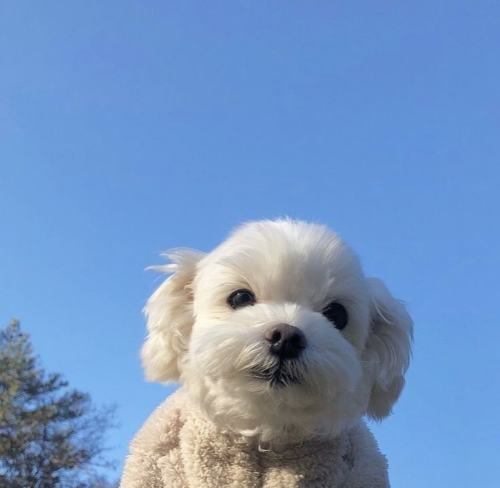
141,219,413,443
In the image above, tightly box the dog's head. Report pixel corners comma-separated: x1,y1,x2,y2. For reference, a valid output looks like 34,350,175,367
142,220,413,441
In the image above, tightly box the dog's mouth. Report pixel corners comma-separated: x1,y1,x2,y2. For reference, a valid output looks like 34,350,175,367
250,360,304,388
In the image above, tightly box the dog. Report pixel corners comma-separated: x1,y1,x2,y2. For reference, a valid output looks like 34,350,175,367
121,219,413,487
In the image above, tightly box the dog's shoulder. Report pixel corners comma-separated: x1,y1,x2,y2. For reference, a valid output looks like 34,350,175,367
120,389,188,488
132,388,187,453
343,421,389,488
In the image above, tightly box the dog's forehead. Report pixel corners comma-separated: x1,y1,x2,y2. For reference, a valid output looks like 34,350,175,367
220,220,345,261
199,220,363,303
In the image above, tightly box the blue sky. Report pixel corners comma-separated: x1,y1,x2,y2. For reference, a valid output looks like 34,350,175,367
1,1,499,486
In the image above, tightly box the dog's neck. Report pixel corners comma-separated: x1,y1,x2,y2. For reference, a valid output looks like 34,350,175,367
185,386,357,448
184,389,353,454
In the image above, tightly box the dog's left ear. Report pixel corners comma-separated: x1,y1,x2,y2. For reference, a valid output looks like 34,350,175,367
364,278,413,420
141,249,205,383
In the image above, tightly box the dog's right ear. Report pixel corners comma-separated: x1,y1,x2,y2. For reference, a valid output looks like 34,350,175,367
141,249,204,382
364,278,413,419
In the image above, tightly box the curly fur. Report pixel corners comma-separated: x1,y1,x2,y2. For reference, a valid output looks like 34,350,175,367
122,219,413,487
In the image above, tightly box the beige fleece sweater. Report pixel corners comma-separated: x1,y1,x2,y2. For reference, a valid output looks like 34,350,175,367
120,389,389,488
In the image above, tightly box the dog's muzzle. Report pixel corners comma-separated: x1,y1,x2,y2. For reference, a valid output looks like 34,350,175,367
250,324,307,387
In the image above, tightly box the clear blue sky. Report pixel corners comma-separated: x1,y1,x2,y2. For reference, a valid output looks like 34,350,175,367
1,1,499,486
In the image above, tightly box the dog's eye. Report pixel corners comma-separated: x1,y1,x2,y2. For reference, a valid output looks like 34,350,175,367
227,289,256,309
322,302,348,330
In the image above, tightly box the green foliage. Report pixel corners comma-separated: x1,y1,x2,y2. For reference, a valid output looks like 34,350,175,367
0,320,117,488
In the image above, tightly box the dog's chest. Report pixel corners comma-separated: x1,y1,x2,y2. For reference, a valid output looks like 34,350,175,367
160,413,353,488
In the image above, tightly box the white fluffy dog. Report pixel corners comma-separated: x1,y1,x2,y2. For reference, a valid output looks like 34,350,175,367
121,219,413,488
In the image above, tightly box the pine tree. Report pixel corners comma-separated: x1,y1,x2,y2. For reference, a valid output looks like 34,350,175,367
0,320,117,488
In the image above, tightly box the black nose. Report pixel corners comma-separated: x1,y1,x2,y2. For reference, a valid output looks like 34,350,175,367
264,324,307,359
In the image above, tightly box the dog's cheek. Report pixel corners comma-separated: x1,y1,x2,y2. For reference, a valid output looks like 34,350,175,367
299,321,364,399
187,323,256,377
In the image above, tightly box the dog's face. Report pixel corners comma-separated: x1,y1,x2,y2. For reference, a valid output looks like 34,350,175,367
142,220,413,441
